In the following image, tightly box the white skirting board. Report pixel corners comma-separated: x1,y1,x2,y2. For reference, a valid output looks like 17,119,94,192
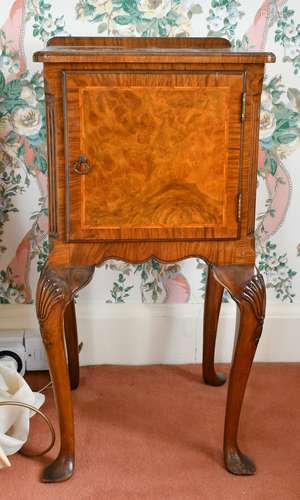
0,302,300,364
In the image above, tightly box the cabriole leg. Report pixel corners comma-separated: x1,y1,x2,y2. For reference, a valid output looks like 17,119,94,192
213,265,266,475
64,300,80,390
202,264,226,386
36,264,94,482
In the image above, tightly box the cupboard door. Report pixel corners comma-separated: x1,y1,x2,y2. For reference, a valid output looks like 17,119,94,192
63,71,244,242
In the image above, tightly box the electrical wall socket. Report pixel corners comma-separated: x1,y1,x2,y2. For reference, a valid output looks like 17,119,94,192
0,330,48,372
24,330,48,371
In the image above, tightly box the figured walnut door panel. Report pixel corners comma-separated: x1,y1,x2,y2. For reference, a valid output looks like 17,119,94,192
63,71,244,242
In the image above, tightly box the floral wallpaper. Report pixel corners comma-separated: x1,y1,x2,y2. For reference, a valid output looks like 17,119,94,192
0,0,299,305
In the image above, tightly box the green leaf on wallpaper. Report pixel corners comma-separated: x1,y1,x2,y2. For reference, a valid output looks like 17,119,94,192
33,27,40,37
35,86,44,98
141,269,148,280
4,79,21,98
0,298,10,304
0,98,26,116
5,131,17,144
92,13,105,23
30,72,43,86
274,31,282,42
264,157,277,175
267,158,277,175
122,0,138,15
151,259,161,271
165,12,177,26
271,90,283,102
35,155,48,173
17,143,25,158
276,132,298,144
118,273,125,283
114,15,132,25
0,71,5,94
270,158,277,175
282,6,294,18
97,23,108,33
276,107,299,123
276,118,290,130
158,22,167,37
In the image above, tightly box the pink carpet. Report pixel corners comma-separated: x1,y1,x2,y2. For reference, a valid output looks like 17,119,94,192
2,363,300,499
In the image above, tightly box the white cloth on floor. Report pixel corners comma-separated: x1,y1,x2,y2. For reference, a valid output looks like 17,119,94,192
0,358,45,469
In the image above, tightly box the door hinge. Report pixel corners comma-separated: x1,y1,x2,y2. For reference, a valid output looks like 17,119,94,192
241,92,246,122
237,192,242,222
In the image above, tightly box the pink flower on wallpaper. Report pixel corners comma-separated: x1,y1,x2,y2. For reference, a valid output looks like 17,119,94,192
257,148,291,241
163,274,190,304
1,0,26,79
245,0,287,49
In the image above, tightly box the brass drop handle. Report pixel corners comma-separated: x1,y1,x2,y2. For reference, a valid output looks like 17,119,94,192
73,155,91,175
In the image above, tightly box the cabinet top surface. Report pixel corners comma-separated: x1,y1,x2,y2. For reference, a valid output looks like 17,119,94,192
34,36,275,64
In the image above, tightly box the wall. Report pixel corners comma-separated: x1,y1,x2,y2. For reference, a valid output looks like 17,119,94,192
0,1,300,362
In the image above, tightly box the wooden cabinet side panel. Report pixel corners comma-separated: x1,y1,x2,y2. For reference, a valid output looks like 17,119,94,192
44,67,66,242
239,65,264,238
45,90,58,238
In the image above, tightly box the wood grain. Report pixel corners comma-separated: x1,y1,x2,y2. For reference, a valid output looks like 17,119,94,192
64,71,243,241
42,59,266,255
45,91,58,239
82,86,226,226
33,35,275,64
202,264,226,386
47,36,232,48
34,48,275,65
47,239,256,267
36,264,94,482
213,264,266,475
64,300,80,390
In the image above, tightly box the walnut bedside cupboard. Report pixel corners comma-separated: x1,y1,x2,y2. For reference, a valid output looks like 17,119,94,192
33,36,275,483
